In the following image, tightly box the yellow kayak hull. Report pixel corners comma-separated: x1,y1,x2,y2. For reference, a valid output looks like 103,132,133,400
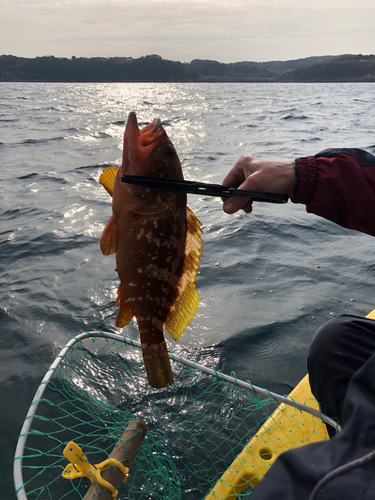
205,373,328,499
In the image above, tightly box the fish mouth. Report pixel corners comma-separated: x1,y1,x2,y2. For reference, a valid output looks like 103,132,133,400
123,112,165,175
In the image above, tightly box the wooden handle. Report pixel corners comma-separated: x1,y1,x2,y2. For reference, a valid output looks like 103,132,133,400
83,419,147,500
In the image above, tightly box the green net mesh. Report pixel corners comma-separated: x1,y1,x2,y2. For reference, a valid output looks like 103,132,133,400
14,332,329,500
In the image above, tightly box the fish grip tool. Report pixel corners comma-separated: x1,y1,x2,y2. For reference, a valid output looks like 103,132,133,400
121,175,288,204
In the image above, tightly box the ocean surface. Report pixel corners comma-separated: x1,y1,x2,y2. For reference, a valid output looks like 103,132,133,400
2,82,375,498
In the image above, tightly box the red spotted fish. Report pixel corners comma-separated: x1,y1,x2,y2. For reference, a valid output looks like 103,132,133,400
99,112,203,388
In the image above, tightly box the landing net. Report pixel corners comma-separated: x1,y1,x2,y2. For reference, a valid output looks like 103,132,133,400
14,331,334,500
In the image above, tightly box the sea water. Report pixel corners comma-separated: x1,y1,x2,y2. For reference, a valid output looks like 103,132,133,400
1,81,375,497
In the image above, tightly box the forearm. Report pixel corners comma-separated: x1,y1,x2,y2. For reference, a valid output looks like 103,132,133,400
292,148,375,236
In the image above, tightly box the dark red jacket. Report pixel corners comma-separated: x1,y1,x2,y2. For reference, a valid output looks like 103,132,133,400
293,148,375,236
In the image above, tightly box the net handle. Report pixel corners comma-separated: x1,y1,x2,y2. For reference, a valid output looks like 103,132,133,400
13,330,340,500
83,419,147,500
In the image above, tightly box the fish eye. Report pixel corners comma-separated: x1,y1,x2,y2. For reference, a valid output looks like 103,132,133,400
165,144,176,160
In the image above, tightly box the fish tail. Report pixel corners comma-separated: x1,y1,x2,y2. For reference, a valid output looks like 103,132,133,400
139,324,174,388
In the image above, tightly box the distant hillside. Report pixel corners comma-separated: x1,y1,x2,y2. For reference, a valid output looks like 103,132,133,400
258,55,342,75
278,54,375,82
0,54,374,83
0,54,189,83
187,59,274,81
0,54,274,82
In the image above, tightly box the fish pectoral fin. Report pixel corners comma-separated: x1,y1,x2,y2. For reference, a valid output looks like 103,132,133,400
165,207,204,341
100,215,119,255
99,166,119,197
115,284,134,328
124,194,168,215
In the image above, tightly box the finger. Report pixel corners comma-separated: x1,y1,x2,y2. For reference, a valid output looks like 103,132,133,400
242,200,253,214
223,194,252,214
222,170,243,190
222,157,250,188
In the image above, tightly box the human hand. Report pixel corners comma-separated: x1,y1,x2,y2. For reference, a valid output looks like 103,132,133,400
222,156,295,214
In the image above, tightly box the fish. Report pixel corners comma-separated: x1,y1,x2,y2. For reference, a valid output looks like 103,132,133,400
99,112,203,388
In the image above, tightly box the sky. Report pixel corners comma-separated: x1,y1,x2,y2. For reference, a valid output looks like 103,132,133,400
1,0,374,63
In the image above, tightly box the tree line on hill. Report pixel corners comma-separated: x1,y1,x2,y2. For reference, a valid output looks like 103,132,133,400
1,54,374,83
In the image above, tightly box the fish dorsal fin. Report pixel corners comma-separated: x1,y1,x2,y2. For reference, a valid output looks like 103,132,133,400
165,207,204,341
115,283,134,328
100,215,119,255
99,166,119,197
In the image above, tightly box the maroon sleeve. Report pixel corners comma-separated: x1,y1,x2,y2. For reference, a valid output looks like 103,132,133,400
292,149,375,236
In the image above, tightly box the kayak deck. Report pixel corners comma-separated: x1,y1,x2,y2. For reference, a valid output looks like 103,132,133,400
206,374,330,499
